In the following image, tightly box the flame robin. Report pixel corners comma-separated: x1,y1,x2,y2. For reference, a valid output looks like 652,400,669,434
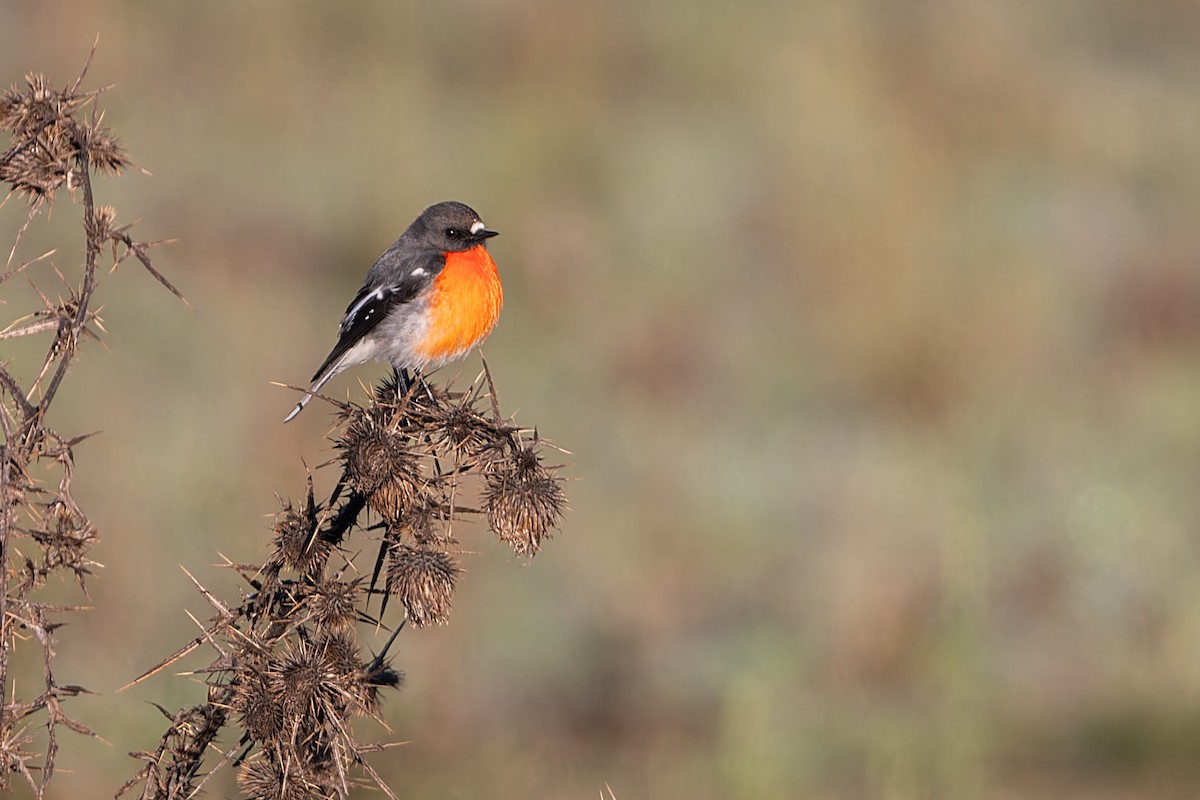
285,201,502,422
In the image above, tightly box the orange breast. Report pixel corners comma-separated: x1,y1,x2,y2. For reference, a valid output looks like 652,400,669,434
417,244,504,361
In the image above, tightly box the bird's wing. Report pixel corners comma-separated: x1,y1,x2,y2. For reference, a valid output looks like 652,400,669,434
308,247,445,383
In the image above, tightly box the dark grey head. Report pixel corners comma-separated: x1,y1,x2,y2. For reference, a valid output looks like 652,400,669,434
406,201,498,252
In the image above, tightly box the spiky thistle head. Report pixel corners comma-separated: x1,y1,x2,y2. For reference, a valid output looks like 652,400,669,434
77,111,128,174
484,445,567,557
336,407,426,526
236,756,329,800
386,544,460,627
306,577,361,633
269,498,328,577
430,402,512,467
0,73,127,201
231,669,283,744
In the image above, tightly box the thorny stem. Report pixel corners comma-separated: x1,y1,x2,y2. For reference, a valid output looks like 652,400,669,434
34,138,98,431
0,365,36,420
0,131,99,761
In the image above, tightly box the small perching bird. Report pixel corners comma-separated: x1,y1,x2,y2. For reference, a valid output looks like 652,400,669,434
285,201,503,422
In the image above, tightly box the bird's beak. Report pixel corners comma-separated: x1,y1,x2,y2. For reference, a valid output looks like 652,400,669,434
477,229,499,240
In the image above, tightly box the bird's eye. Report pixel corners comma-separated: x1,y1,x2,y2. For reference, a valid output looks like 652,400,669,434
445,228,461,239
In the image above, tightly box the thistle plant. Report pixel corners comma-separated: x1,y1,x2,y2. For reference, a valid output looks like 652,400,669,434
120,374,568,799
0,45,181,798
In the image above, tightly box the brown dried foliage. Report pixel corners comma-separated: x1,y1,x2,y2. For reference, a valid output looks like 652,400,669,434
0,46,183,798
120,371,568,799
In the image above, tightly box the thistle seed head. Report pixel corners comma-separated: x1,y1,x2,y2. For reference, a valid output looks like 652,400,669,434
270,501,328,576
307,578,360,633
484,446,566,557
386,544,460,627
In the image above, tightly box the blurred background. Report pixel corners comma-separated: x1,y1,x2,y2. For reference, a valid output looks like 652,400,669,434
3,1,1200,798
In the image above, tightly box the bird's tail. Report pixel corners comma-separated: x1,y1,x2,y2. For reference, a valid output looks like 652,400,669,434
282,393,313,424
282,366,340,423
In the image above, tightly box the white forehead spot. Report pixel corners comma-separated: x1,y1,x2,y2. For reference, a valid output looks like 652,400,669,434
469,220,486,234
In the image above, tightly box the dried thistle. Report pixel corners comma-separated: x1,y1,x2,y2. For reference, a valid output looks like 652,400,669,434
0,72,108,202
431,400,514,470
236,756,333,800
78,111,129,174
338,408,409,495
121,366,568,799
1,44,182,799
232,670,284,743
386,544,460,627
484,445,567,557
270,496,328,577
275,642,321,709
307,577,361,633
337,407,424,526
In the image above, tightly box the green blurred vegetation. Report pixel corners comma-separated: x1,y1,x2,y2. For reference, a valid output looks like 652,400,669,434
4,1,1200,798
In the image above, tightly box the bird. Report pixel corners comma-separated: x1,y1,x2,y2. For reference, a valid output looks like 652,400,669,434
284,201,503,422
